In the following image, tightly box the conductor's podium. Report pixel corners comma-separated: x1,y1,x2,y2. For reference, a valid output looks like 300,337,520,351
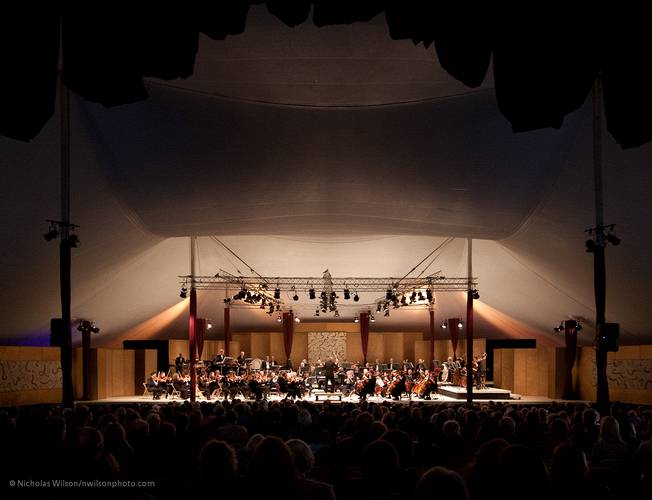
312,390,343,401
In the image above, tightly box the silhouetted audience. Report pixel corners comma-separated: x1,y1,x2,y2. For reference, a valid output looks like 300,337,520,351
2,399,650,499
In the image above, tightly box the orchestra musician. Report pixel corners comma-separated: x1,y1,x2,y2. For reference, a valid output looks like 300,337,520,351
262,355,273,372
270,355,279,370
388,371,406,400
236,351,246,374
477,352,487,389
148,372,163,399
387,357,397,371
212,349,226,375
174,352,186,375
415,358,426,371
299,359,310,374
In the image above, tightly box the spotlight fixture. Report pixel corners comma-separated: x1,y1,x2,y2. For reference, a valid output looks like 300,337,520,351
269,304,275,314
224,297,231,304
585,239,597,253
294,315,301,323
43,226,59,241
293,293,299,301
576,321,583,332
309,288,316,299
334,310,340,318
553,321,564,333
384,309,390,317
207,321,212,329
77,320,100,334
343,288,350,300
180,286,188,299
441,322,447,329
369,311,375,323
353,293,359,302
386,289,393,300
457,320,463,329
315,309,320,317
276,313,282,323
67,234,79,248
354,314,359,323
400,296,407,306
417,291,425,301
606,233,621,246
472,289,480,300
426,289,433,302
274,288,281,300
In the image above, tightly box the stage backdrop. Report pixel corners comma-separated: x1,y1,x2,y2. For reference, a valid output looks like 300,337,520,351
308,332,347,364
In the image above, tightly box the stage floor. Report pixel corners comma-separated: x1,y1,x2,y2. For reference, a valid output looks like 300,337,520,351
80,390,556,406
437,385,512,400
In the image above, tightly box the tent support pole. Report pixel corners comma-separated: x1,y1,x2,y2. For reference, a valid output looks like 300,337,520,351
592,78,609,413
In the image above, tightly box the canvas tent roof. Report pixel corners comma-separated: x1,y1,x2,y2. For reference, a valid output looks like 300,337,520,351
1,4,651,348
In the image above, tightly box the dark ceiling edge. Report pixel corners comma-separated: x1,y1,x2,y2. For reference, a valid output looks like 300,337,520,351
145,79,495,110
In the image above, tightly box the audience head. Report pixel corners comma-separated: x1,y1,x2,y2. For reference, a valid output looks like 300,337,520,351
286,439,315,476
416,466,470,500
198,440,237,481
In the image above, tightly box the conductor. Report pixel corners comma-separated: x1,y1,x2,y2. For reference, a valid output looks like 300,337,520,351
323,354,338,393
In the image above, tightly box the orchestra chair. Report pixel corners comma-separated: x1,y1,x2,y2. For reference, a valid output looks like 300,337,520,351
170,385,181,399
142,382,149,396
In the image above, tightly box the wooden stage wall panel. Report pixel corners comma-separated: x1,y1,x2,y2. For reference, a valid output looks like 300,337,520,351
576,346,652,405
0,346,63,406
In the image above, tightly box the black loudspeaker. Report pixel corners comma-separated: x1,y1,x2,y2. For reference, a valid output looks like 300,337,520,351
50,318,65,347
598,323,620,352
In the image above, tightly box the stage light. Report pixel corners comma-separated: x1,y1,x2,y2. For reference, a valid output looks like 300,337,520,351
418,291,425,301
293,293,299,301
410,291,417,303
400,296,407,306
370,311,375,323
77,320,100,334
576,321,583,331
472,289,480,300
315,309,320,317
274,288,281,299
224,298,231,304
386,289,392,300
67,234,79,248
334,310,340,318
309,288,316,299
384,309,390,317
277,314,282,323
441,322,447,329
44,227,59,241
457,320,463,329
354,315,359,323
180,286,188,299
585,239,597,253
426,289,433,302
344,288,350,300
295,315,301,323
353,293,360,302
606,233,621,246
376,303,382,313
207,321,212,329
269,304,275,314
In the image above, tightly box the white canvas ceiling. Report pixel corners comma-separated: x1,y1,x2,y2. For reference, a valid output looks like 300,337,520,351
1,6,651,349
